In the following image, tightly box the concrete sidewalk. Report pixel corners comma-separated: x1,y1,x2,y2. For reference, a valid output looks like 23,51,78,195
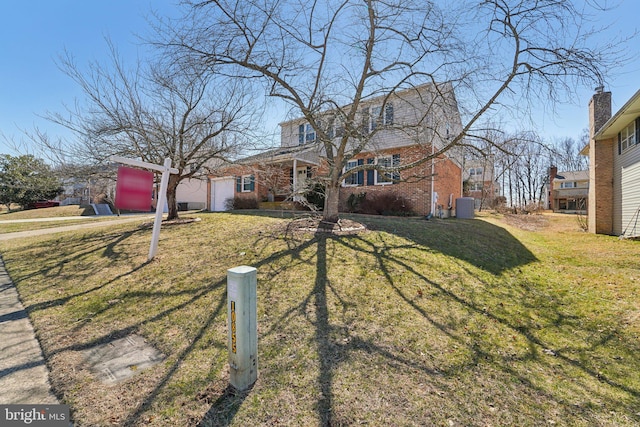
0,215,155,241
0,257,59,404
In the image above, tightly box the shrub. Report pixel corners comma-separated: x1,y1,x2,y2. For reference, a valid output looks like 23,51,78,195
226,197,258,210
360,193,414,216
304,182,325,211
346,192,367,213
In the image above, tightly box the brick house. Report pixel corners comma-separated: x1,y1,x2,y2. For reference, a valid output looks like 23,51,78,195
581,87,640,236
208,83,464,216
462,156,500,210
546,166,588,214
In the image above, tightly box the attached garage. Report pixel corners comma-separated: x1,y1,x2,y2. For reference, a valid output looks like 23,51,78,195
210,177,235,211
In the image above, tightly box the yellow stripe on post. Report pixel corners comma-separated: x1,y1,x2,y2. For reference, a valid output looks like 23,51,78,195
227,266,258,391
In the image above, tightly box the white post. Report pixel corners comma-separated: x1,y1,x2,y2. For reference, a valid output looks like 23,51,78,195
227,266,258,391
148,158,173,261
292,158,298,201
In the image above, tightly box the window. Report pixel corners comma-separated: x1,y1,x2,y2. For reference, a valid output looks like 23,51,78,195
362,103,394,133
236,175,255,192
471,182,483,191
327,117,344,139
343,160,363,186
375,155,400,185
560,182,577,189
469,167,483,176
619,120,637,153
298,123,316,145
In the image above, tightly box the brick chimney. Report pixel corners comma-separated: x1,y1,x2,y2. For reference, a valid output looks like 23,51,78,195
589,86,611,138
587,86,613,234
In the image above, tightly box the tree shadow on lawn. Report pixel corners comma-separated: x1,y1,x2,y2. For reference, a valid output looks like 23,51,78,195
356,215,538,275
12,213,639,425
232,213,640,424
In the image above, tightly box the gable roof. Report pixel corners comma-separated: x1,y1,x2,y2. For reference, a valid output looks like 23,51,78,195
594,89,640,140
553,170,588,182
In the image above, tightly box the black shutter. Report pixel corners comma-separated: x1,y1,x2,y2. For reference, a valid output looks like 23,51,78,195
306,166,312,177
636,117,640,144
236,176,242,192
618,132,622,155
385,103,394,125
249,175,255,192
299,124,305,145
357,159,364,186
366,158,375,185
361,107,370,134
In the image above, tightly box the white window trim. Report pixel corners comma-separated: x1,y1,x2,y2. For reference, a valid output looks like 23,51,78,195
621,121,636,152
241,175,253,192
342,160,360,187
374,156,394,185
298,123,316,145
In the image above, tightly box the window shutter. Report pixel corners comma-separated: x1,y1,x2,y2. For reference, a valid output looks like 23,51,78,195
366,158,375,186
385,103,394,126
636,117,640,144
357,159,364,186
298,124,305,145
306,166,312,177
618,132,622,155
249,175,255,192
236,176,242,192
289,168,294,185
361,107,370,134
392,154,400,182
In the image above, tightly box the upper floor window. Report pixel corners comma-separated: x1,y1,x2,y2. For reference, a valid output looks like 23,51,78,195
361,103,394,134
560,181,577,189
469,167,483,176
298,123,316,145
619,120,637,153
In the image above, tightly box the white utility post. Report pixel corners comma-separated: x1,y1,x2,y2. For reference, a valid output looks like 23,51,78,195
227,266,258,391
110,156,179,261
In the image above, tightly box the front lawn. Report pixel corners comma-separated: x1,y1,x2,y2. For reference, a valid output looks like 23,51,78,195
1,212,638,426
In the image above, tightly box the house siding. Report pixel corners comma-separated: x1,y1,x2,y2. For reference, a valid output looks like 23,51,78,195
616,130,640,235
279,82,461,154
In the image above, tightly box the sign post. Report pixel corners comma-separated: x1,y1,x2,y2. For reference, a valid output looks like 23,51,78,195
110,156,179,261
227,266,258,391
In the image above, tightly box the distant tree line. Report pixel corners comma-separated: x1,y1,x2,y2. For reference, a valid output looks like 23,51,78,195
466,127,589,211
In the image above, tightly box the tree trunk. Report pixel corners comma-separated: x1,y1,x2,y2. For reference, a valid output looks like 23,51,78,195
323,182,340,223
166,174,181,221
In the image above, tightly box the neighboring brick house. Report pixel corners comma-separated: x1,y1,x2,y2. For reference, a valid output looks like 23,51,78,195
546,166,588,214
581,87,640,236
209,83,464,216
462,156,500,210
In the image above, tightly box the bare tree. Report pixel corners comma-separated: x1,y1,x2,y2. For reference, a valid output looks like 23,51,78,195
35,39,257,220
548,131,589,172
166,0,621,222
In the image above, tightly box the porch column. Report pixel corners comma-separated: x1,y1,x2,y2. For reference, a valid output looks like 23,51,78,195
292,158,298,201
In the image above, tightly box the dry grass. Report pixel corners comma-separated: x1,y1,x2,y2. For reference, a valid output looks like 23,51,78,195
0,212,638,426
0,205,93,219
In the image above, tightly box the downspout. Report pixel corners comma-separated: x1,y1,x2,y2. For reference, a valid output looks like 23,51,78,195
430,142,435,215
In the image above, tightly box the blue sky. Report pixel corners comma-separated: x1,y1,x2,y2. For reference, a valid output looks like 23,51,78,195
0,1,638,157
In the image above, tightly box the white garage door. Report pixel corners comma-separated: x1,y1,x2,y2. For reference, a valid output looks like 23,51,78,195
210,177,235,211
